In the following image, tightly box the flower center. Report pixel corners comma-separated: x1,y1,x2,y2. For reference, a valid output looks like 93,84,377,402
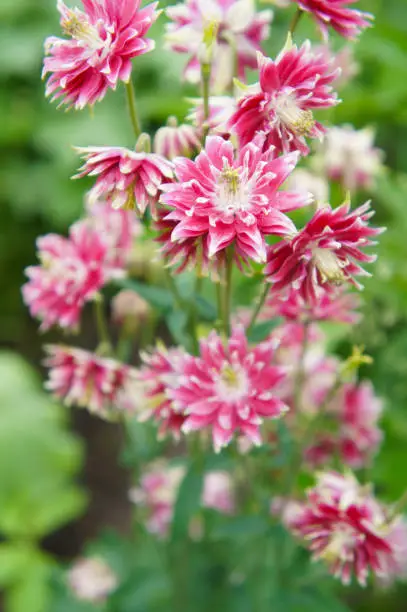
216,163,250,214
312,248,346,285
273,93,315,137
61,10,104,50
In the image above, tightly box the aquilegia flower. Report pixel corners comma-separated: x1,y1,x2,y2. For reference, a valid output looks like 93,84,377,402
169,326,289,452
74,144,174,216
161,134,309,264
289,471,406,585
44,345,135,417
265,200,383,303
23,221,122,331
153,117,201,160
293,0,373,41
43,0,159,109
229,39,339,155
165,0,272,93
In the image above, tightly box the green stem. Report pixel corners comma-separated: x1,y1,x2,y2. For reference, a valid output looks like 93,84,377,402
247,284,270,334
201,62,211,143
125,79,142,140
289,8,303,35
93,296,112,355
223,247,234,337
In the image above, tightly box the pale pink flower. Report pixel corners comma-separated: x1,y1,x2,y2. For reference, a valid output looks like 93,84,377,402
265,201,383,303
188,95,236,137
23,221,121,331
161,134,309,264
229,40,339,155
74,145,174,216
43,0,159,109
154,117,201,160
165,0,273,93
289,471,405,586
169,326,289,452
293,0,373,40
202,471,235,514
68,557,117,603
44,345,135,417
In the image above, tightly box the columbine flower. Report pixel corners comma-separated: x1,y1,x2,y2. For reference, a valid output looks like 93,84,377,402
265,200,383,303
161,134,309,264
44,345,135,417
229,39,339,155
165,0,272,93
22,221,122,331
68,557,117,603
154,117,201,160
293,0,373,41
289,471,405,586
169,326,289,452
314,125,384,192
43,0,159,109
187,95,236,137
202,471,235,514
74,144,174,216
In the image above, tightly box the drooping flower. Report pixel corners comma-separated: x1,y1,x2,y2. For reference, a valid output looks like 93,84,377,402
22,221,123,331
293,0,373,41
314,125,384,192
44,345,135,417
229,39,339,155
289,471,406,586
154,117,201,160
265,200,383,303
43,0,159,109
68,557,117,603
202,471,235,514
187,95,236,137
169,326,289,452
74,144,174,216
165,0,273,93
161,134,309,264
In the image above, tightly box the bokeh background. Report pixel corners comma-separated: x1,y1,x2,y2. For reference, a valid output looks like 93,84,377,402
1,0,407,610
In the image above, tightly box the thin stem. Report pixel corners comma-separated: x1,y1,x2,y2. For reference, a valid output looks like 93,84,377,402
247,284,270,334
223,247,234,337
125,79,142,140
289,8,303,35
93,296,112,355
201,62,211,143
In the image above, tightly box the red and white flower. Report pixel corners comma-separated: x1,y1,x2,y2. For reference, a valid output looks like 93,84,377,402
289,471,406,585
161,134,309,264
265,201,383,303
165,0,272,93
229,39,339,155
43,0,159,109
169,326,289,452
293,0,373,41
154,117,201,160
74,145,174,216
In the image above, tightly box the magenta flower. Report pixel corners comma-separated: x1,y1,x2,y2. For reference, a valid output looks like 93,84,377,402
165,0,272,93
44,345,134,417
43,0,159,109
294,0,373,41
153,117,201,160
169,326,289,452
229,40,339,155
290,471,405,585
74,146,174,216
23,221,122,331
265,201,383,303
161,134,309,264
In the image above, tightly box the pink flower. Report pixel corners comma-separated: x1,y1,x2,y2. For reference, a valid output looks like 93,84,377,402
294,0,373,40
68,557,117,603
23,221,121,331
202,471,235,514
165,0,272,93
154,117,201,160
289,471,405,586
44,345,135,417
43,0,159,109
74,145,174,216
161,134,308,264
169,326,289,452
265,201,383,303
229,40,339,155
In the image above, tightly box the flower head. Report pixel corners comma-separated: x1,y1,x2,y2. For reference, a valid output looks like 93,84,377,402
294,0,373,41
165,0,272,93
154,117,201,160
74,145,174,216
44,345,135,417
23,221,122,331
289,471,405,585
265,200,383,303
229,39,339,155
161,134,309,264
43,0,159,109
68,557,117,603
169,326,289,452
